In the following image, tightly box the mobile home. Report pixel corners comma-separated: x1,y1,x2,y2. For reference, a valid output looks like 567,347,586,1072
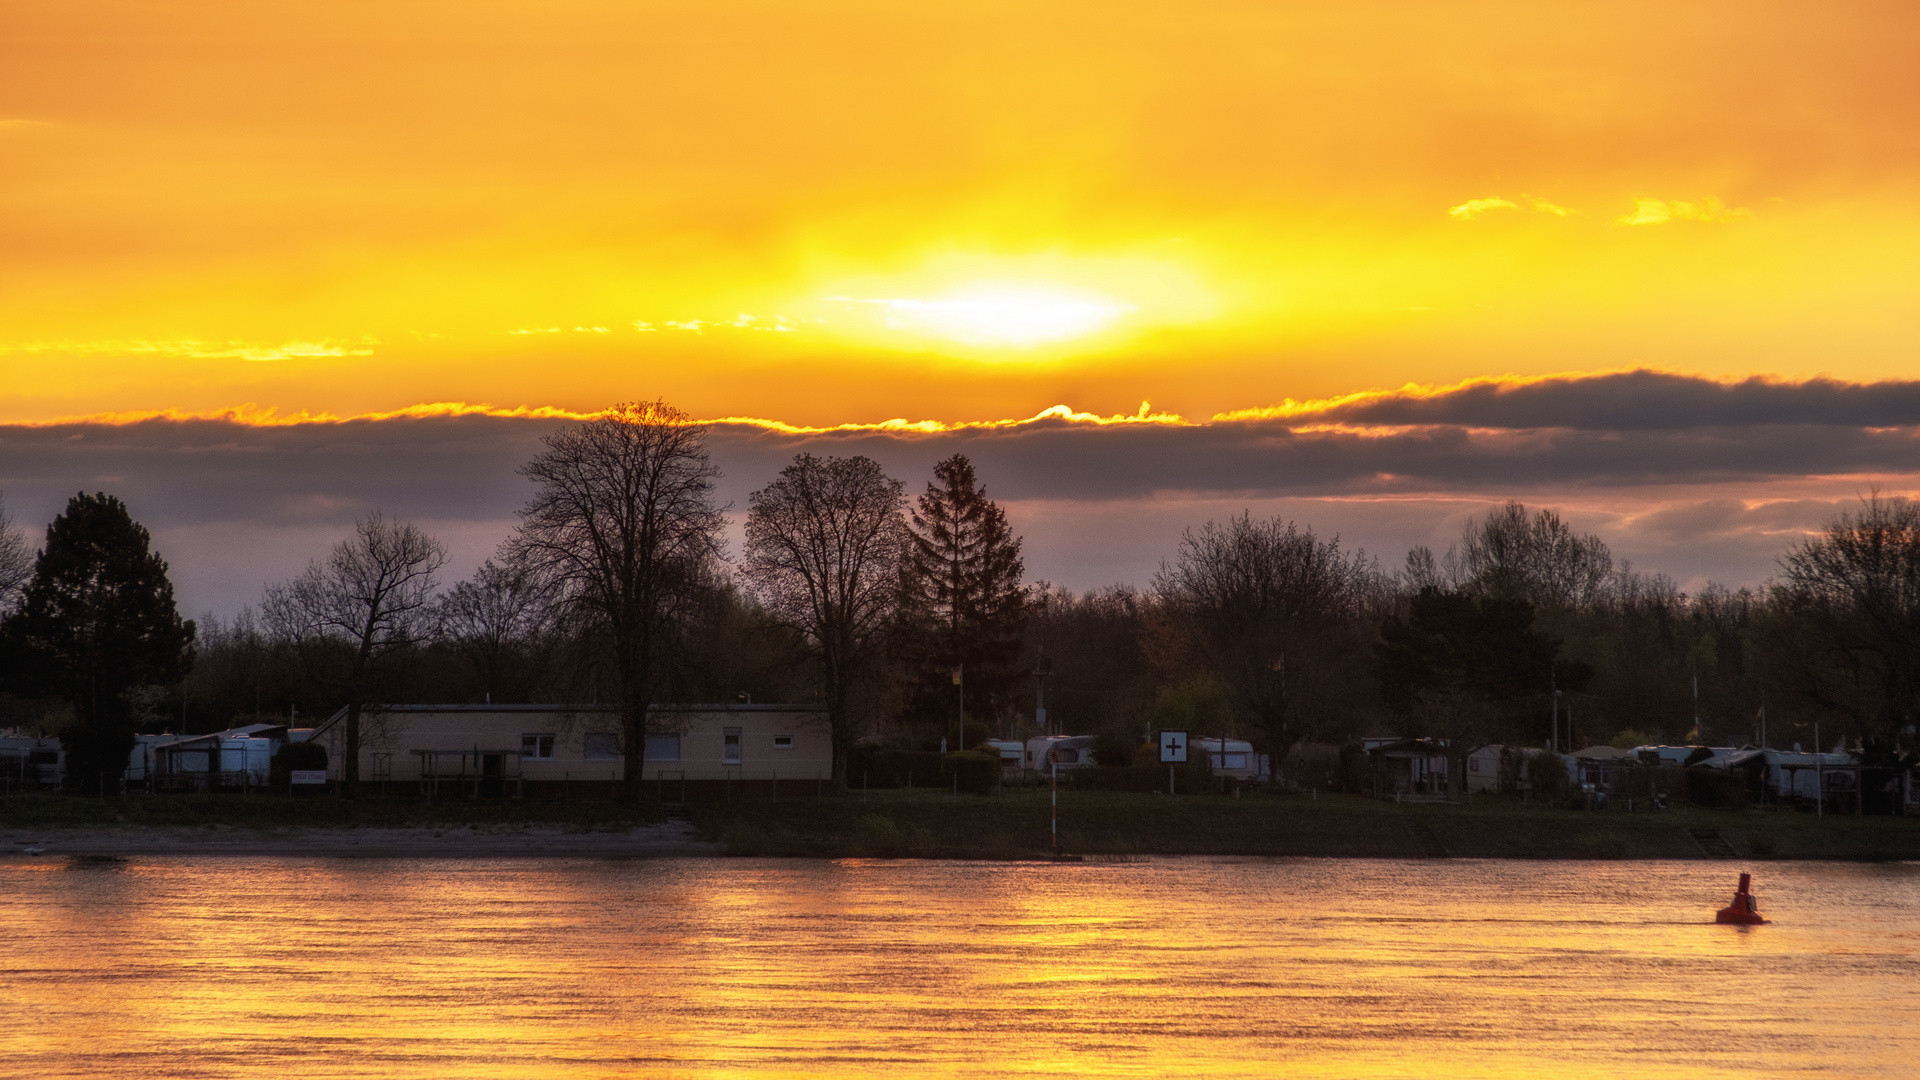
310,703,831,798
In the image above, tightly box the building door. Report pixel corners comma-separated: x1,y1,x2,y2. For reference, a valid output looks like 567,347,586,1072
481,753,504,798
723,728,742,765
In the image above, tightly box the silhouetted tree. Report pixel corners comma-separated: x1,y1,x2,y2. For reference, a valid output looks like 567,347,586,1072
0,492,31,615
1444,501,1614,610
437,557,561,703
182,606,310,730
0,493,195,788
265,512,447,797
1376,588,1561,762
742,454,910,785
1024,583,1154,738
1153,514,1380,760
512,400,725,801
1759,493,1920,742
907,454,1029,728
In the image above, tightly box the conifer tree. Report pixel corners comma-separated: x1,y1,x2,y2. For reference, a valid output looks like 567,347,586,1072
0,493,195,788
907,454,1029,730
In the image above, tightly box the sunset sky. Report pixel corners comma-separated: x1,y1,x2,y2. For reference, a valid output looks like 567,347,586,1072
3,0,1919,614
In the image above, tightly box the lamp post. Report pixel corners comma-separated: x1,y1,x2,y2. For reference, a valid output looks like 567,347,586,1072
951,664,963,754
1033,655,1053,737
1551,688,1562,753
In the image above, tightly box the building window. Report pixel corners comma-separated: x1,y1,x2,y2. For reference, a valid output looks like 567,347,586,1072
645,735,680,762
773,735,793,748
521,734,555,759
723,727,742,764
584,733,620,760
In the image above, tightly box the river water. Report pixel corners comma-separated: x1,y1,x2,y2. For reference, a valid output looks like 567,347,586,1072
2,857,1916,1079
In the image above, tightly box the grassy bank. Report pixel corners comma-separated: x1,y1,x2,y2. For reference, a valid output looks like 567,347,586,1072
0,790,665,830
693,788,1920,861
6,787,1916,860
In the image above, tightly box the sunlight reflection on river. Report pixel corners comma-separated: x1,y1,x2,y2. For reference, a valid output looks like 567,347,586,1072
2,857,1916,1078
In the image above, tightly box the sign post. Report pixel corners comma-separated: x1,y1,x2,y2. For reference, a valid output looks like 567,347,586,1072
1160,731,1187,795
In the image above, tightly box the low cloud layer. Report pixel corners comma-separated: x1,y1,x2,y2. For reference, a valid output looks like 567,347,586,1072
1,372,1916,616
1275,370,1920,431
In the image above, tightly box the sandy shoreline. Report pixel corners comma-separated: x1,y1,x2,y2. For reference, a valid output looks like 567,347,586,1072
0,823,723,859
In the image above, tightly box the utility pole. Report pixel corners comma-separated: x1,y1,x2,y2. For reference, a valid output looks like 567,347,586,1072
1051,756,1059,855
1033,656,1052,737
952,664,964,754
1548,667,1558,752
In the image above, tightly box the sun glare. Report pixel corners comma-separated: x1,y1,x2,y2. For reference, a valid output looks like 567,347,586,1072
804,253,1218,355
835,287,1133,347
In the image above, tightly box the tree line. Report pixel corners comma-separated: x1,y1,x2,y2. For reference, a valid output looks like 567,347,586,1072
2,401,1917,793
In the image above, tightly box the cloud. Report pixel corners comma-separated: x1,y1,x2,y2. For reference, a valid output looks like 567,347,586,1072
1448,197,1520,220
1616,196,1752,225
1228,370,1920,431
0,339,376,362
3,375,1917,613
1448,195,1575,220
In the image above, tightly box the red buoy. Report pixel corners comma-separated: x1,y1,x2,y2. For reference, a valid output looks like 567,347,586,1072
1715,871,1768,925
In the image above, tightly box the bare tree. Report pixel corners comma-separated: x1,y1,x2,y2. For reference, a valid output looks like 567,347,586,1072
1454,501,1614,609
1765,492,1920,740
1153,513,1380,762
742,454,909,785
512,400,725,802
0,492,32,615
264,512,448,797
438,557,561,703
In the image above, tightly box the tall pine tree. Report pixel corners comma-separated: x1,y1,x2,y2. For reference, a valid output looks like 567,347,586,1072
0,493,195,788
908,455,1029,734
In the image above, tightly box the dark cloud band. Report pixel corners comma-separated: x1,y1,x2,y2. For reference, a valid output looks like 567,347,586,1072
1290,370,1920,430
1,371,1916,613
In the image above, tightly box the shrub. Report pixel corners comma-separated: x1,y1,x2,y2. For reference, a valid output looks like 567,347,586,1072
847,748,945,789
269,740,329,792
1091,731,1136,768
1684,767,1747,809
942,750,1000,794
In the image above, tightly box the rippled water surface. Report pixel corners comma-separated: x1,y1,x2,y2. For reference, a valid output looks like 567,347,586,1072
3,857,1917,1078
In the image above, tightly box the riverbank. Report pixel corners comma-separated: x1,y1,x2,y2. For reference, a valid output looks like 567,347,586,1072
0,791,711,858
0,821,718,858
696,788,1920,861
7,788,1911,860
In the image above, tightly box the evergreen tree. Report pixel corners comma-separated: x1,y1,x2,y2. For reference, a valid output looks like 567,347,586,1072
907,454,1029,731
0,493,195,788
1375,587,1565,751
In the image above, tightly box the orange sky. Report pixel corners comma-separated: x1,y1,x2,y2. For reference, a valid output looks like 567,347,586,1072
4,0,1918,426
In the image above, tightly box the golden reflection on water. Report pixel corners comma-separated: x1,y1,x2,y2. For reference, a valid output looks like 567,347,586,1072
2,857,1916,1079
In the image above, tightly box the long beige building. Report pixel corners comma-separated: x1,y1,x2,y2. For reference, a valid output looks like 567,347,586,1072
310,703,832,798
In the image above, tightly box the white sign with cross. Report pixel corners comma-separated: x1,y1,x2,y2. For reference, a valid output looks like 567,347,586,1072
1159,731,1187,763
